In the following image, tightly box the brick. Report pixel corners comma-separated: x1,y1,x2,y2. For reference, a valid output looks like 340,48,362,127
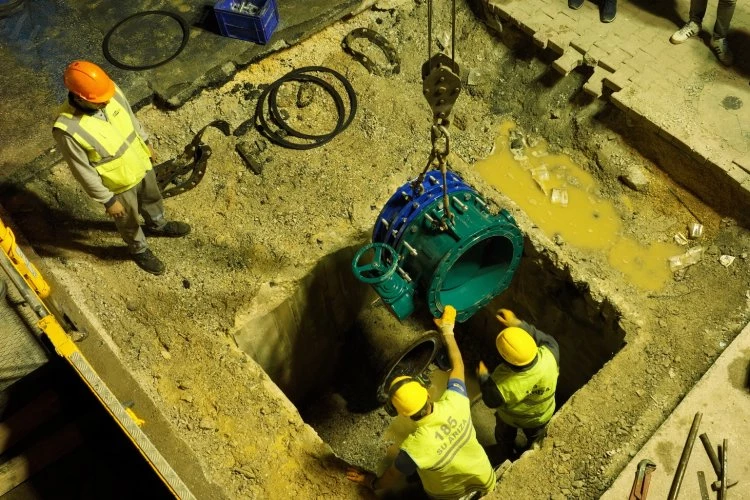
533,31,549,49
726,164,750,184
734,158,750,175
583,67,613,98
551,50,584,75
517,17,542,36
602,71,629,92
585,46,608,65
571,33,600,54
540,4,560,20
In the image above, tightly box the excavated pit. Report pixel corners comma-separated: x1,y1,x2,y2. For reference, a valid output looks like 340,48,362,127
3,1,750,498
231,238,625,472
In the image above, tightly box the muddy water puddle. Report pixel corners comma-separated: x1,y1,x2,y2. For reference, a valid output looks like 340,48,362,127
476,121,680,291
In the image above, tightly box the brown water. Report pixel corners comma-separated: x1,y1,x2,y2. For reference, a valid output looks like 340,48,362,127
475,121,679,292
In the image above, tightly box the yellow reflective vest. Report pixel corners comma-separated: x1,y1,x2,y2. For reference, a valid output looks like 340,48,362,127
400,389,496,499
492,346,558,428
53,87,152,193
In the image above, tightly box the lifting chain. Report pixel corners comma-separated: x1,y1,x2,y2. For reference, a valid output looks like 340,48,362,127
411,0,461,228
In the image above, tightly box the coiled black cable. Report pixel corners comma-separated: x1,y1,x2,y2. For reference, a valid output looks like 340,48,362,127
253,66,357,150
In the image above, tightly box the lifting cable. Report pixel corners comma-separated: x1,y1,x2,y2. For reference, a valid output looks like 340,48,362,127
411,0,462,228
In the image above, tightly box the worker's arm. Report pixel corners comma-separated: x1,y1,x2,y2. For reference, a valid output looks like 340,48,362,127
345,457,406,491
477,362,505,408
436,306,464,383
53,129,116,206
520,321,560,366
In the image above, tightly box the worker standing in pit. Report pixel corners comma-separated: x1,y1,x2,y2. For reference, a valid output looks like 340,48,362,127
52,60,190,275
477,309,560,458
346,305,496,499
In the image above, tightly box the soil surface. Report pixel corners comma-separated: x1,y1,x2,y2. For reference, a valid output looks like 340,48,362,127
4,1,750,498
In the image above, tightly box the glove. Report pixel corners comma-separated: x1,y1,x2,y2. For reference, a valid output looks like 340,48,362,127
434,305,457,335
476,360,490,382
496,308,520,327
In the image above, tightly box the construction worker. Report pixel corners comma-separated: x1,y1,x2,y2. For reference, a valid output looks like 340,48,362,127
477,308,560,458
52,60,190,275
346,305,496,499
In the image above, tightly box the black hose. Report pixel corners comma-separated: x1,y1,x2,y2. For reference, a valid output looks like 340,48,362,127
102,10,189,71
254,66,357,150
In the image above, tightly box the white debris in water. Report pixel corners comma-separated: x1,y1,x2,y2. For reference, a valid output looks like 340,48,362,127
674,233,689,246
551,188,569,207
668,246,704,272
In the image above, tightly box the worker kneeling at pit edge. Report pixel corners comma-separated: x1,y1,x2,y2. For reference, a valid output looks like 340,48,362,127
477,308,560,459
52,60,190,276
346,305,497,500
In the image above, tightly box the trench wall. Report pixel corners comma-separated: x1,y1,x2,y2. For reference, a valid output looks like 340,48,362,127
464,241,626,404
232,246,369,405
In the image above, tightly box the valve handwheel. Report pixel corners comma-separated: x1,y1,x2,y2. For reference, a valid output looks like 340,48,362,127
351,243,399,284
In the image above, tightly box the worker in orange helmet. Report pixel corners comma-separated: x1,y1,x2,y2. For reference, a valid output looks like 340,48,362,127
52,60,190,275
346,306,496,499
477,309,560,459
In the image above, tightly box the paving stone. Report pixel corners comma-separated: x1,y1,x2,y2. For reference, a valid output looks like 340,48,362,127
734,158,750,175
726,165,750,185
552,49,584,75
583,67,614,98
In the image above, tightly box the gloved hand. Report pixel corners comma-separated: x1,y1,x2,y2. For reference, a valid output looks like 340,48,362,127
434,305,457,336
496,308,521,327
476,360,490,382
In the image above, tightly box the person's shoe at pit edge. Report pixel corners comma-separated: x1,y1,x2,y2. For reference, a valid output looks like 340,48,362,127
670,21,700,44
568,0,585,10
132,248,166,275
600,0,617,23
710,37,734,66
145,221,191,237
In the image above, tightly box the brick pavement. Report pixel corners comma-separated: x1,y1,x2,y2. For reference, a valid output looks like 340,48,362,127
484,0,750,217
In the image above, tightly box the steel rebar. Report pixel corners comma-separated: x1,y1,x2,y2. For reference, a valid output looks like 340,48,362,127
667,411,702,500
719,439,728,500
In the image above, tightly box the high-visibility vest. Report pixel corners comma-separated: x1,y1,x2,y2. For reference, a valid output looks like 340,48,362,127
53,86,152,193
492,346,559,428
400,390,496,499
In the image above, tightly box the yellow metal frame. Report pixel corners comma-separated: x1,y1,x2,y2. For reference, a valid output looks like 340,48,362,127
0,215,194,499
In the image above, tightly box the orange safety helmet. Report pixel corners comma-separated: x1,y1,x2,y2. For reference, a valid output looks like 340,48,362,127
63,60,115,104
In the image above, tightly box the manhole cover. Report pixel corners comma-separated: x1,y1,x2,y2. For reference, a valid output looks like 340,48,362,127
721,95,743,110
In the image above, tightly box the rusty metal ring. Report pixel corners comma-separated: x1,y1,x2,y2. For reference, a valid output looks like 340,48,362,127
341,28,400,77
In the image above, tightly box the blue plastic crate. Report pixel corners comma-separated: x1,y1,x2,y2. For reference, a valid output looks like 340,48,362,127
214,0,279,44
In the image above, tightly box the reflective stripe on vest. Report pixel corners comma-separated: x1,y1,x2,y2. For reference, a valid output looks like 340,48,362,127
53,86,151,193
493,346,559,428
401,390,496,498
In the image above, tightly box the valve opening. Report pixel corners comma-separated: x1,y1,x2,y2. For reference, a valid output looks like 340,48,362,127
437,234,517,314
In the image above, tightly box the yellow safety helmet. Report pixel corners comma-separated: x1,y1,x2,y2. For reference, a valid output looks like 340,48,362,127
389,376,429,417
496,327,538,366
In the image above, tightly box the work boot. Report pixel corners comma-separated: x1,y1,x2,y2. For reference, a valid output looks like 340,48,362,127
568,0,584,10
600,0,616,23
670,21,700,44
132,249,166,275
710,37,734,66
145,221,191,237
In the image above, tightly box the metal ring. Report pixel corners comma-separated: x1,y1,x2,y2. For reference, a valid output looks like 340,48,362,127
254,66,357,150
102,10,189,71
342,27,400,77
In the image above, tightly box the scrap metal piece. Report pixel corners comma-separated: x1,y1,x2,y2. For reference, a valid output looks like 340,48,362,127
154,120,230,198
629,459,656,500
700,432,739,491
667,411,702,500
697,471,710,500
235,140,263,175
342,27,400,77
719,439,728,500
